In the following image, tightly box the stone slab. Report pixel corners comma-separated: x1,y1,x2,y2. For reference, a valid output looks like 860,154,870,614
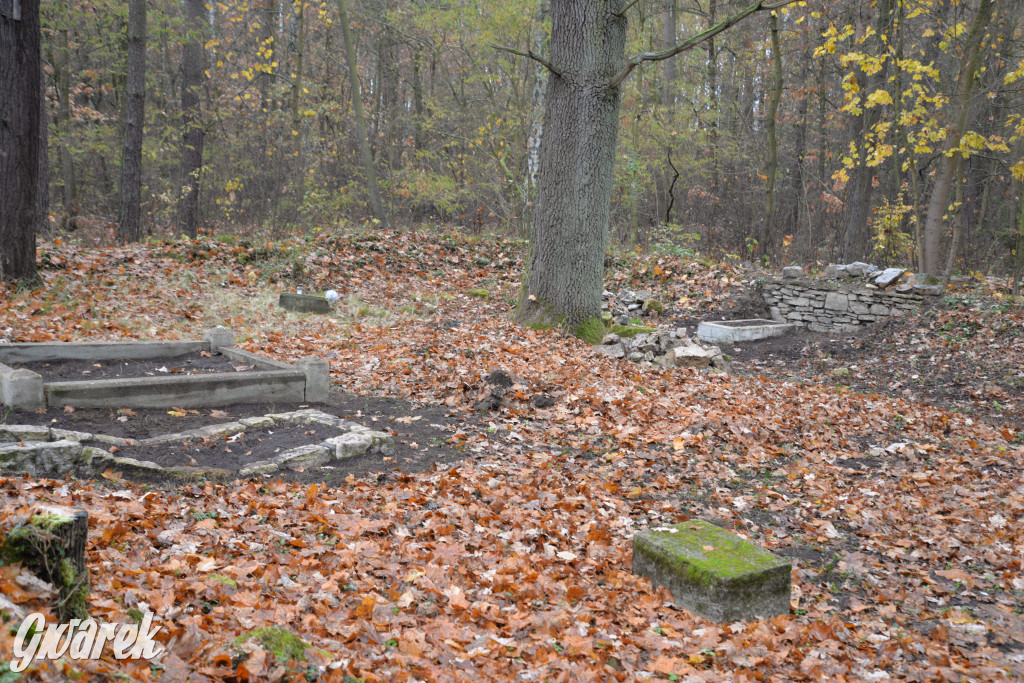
274,444,331,470
696,319,796,344
632,520,791,622
0,340,207,364
279,292,332,314
874,268,905,287
44,371,306,409
0,424,52,442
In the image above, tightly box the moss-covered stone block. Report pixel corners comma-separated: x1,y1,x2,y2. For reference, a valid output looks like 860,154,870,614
632,520,791,622
466,289,490,300
609,323,656,338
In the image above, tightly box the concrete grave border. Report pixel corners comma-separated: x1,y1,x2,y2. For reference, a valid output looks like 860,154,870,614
696,319,797,344
0,409,394,480
0,328,329,410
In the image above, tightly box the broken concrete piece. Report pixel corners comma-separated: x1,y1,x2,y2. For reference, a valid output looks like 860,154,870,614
873,268,905,287
632,520,791,622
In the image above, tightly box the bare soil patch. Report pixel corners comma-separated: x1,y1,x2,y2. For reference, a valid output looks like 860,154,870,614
11,350,250,381
2,390,477,485
120,423,345,470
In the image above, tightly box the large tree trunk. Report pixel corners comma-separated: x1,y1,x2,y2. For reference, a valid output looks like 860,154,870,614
0,0,42,284
177,0,207,238
117,0,146,243
337,0,387,226
516,0,627,340
920,0,993,276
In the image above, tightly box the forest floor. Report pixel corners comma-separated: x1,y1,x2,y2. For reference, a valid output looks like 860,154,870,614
1,228,1022,681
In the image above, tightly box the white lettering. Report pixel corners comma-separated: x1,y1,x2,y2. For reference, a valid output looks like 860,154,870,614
11,613,164,670
11,613,44,673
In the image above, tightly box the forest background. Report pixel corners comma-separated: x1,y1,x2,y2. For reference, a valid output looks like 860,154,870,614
33,0,1024,280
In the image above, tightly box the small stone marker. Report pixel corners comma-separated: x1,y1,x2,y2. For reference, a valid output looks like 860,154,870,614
0,368,44,410
781,266,803,279
632,519,791,622
203,326,234,350
279,292,332,314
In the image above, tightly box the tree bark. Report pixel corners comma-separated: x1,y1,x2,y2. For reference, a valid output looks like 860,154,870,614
0,0,42,284
921,0,994,276
57,19,76,214
518,0,788,340
337,0,387,226
660,0,676,108
177,0,207,238
839,0,894,263
515,0,627,339
117,0,146,243
761,10,782,258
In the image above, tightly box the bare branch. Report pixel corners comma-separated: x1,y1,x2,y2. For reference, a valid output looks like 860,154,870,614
492,44,561,77
609,0,800,89
616,0,642,17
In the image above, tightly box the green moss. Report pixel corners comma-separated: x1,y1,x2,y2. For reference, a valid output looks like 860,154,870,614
27,513,74,532
526,322,557,331
0,526,32,565
210,573,238,588
574,316,606,345
234,626,310,662
58,559,90,622
127,607,144,623
466,289,490,300
609,324,656,338
637,520,786,586
601,312,613,324
641,299,665,315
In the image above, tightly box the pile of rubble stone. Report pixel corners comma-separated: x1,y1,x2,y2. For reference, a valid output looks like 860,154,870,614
595,328,727,370
601,289,665,322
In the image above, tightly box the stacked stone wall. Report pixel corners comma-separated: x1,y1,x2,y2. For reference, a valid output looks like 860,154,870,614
763,272,943,333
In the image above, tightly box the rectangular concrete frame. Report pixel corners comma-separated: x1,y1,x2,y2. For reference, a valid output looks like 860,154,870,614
696,319,797,344
0,337,320,409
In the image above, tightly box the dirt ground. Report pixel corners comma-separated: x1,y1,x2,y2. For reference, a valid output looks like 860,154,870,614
671,305,1023,432
12,350,248,381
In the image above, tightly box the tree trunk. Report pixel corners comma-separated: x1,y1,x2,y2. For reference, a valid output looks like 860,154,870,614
117,0,146,243
57,20,76,214
920,0,994,276
518,0,782,340
839,0,894,262
337,0,387,226
177,0,206,238
660,0,676,108
516,0,627,339
707,0,718,195
0,0,42,284
761,10,782,258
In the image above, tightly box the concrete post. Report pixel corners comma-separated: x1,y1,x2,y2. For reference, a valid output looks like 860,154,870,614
203,326,234,350
296,357,330,402
1,369,45,410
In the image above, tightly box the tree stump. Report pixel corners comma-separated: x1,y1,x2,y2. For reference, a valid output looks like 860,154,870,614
1,504,89,622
